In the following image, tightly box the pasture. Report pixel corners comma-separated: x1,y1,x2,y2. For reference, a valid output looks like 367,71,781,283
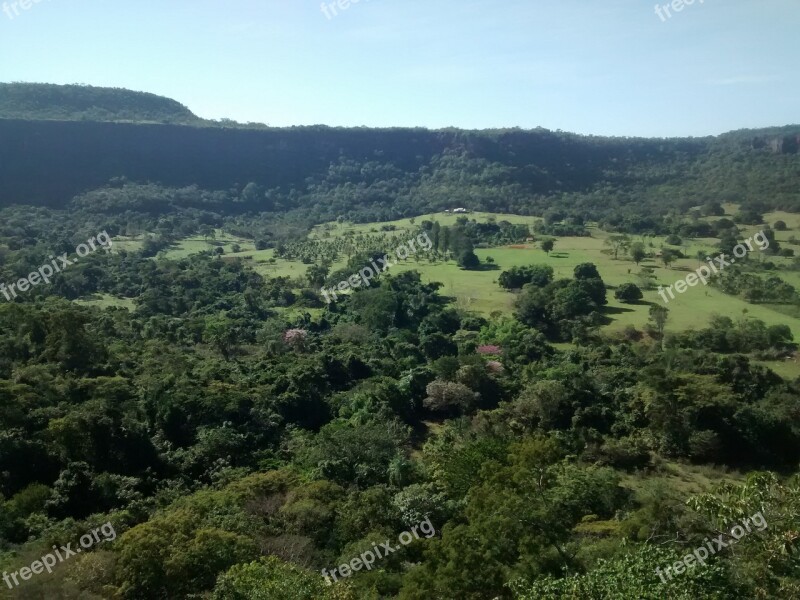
112,212,800,378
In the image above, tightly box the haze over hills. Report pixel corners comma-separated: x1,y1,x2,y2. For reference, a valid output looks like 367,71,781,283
0,83,798,226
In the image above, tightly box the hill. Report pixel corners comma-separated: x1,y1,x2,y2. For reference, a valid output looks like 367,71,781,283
0,84,798,230
0,82,201,124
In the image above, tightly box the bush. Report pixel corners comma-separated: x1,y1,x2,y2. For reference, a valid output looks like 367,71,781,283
621,325,642,341
596,436,651,469
498,265,554,289
614,283,643,303
458,250,480,270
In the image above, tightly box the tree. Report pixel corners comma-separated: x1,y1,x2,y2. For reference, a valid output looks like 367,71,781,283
519,380,573,429
401,436,626,599
45,462,102,519
543,208,564,226
241,182,263,204
660,248,678,268
292,420,408,487
702,201,725,216
574,277,607,306
306,263,330,287
200,225,216,242
574,263,601,280
649,305,669,340
423,380,478,415
458,249,480,270
204,314,238,359
572,264,607,306
214,556,357,599
734,208,764,225
441,227,451,260
431,221,441,255
420,332,458,360
637,266,657,290
615,283,643,303
498,265,554,290
630,242,647,265
774,220,788,231
509,544,732,600
685,472,800,598
605,234,631,259
549,284,596,320
541,239,555,255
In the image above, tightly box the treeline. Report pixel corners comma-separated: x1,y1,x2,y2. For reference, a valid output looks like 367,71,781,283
1,112,799,228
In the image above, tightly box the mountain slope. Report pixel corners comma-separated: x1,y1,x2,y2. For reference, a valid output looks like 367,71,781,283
0,84,797,223
0,83,200,124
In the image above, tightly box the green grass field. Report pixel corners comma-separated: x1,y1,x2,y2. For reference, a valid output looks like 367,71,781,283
100,213,800,378
158,213,800,337
75,293,137,311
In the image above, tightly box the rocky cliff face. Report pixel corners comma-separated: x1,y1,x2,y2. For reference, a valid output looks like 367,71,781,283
765,135,800,154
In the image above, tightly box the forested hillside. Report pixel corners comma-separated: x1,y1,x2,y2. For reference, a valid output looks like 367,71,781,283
0,85,799,228
0,84,200,124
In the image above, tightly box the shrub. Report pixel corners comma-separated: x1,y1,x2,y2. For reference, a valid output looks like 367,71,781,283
614,283,643,303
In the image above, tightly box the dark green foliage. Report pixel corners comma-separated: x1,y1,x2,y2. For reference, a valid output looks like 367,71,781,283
515,266,606,339
458,249,480,270
615,282,643,303
498,264,554,290
213,556,357,599
509,544,735,599
0,83,200,123
574,263,601,280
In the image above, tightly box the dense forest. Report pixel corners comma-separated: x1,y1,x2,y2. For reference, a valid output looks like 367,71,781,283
0,84,799,599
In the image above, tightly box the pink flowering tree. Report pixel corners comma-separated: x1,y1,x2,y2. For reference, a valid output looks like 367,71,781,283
283,328,308,351
476,344,502,356
485,360,505,374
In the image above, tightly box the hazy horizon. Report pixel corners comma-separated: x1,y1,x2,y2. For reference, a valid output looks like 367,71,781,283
0,0,798,137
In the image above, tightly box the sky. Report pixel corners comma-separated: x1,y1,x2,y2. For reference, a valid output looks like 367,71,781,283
0,0,798,137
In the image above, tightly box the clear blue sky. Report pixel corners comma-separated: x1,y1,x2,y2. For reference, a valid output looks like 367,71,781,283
0,0,797,136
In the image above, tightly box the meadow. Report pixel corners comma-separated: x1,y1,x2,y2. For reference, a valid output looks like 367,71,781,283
124,210,800,378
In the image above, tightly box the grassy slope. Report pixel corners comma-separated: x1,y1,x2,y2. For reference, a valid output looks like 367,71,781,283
285,212,800,338
111,212,800,378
